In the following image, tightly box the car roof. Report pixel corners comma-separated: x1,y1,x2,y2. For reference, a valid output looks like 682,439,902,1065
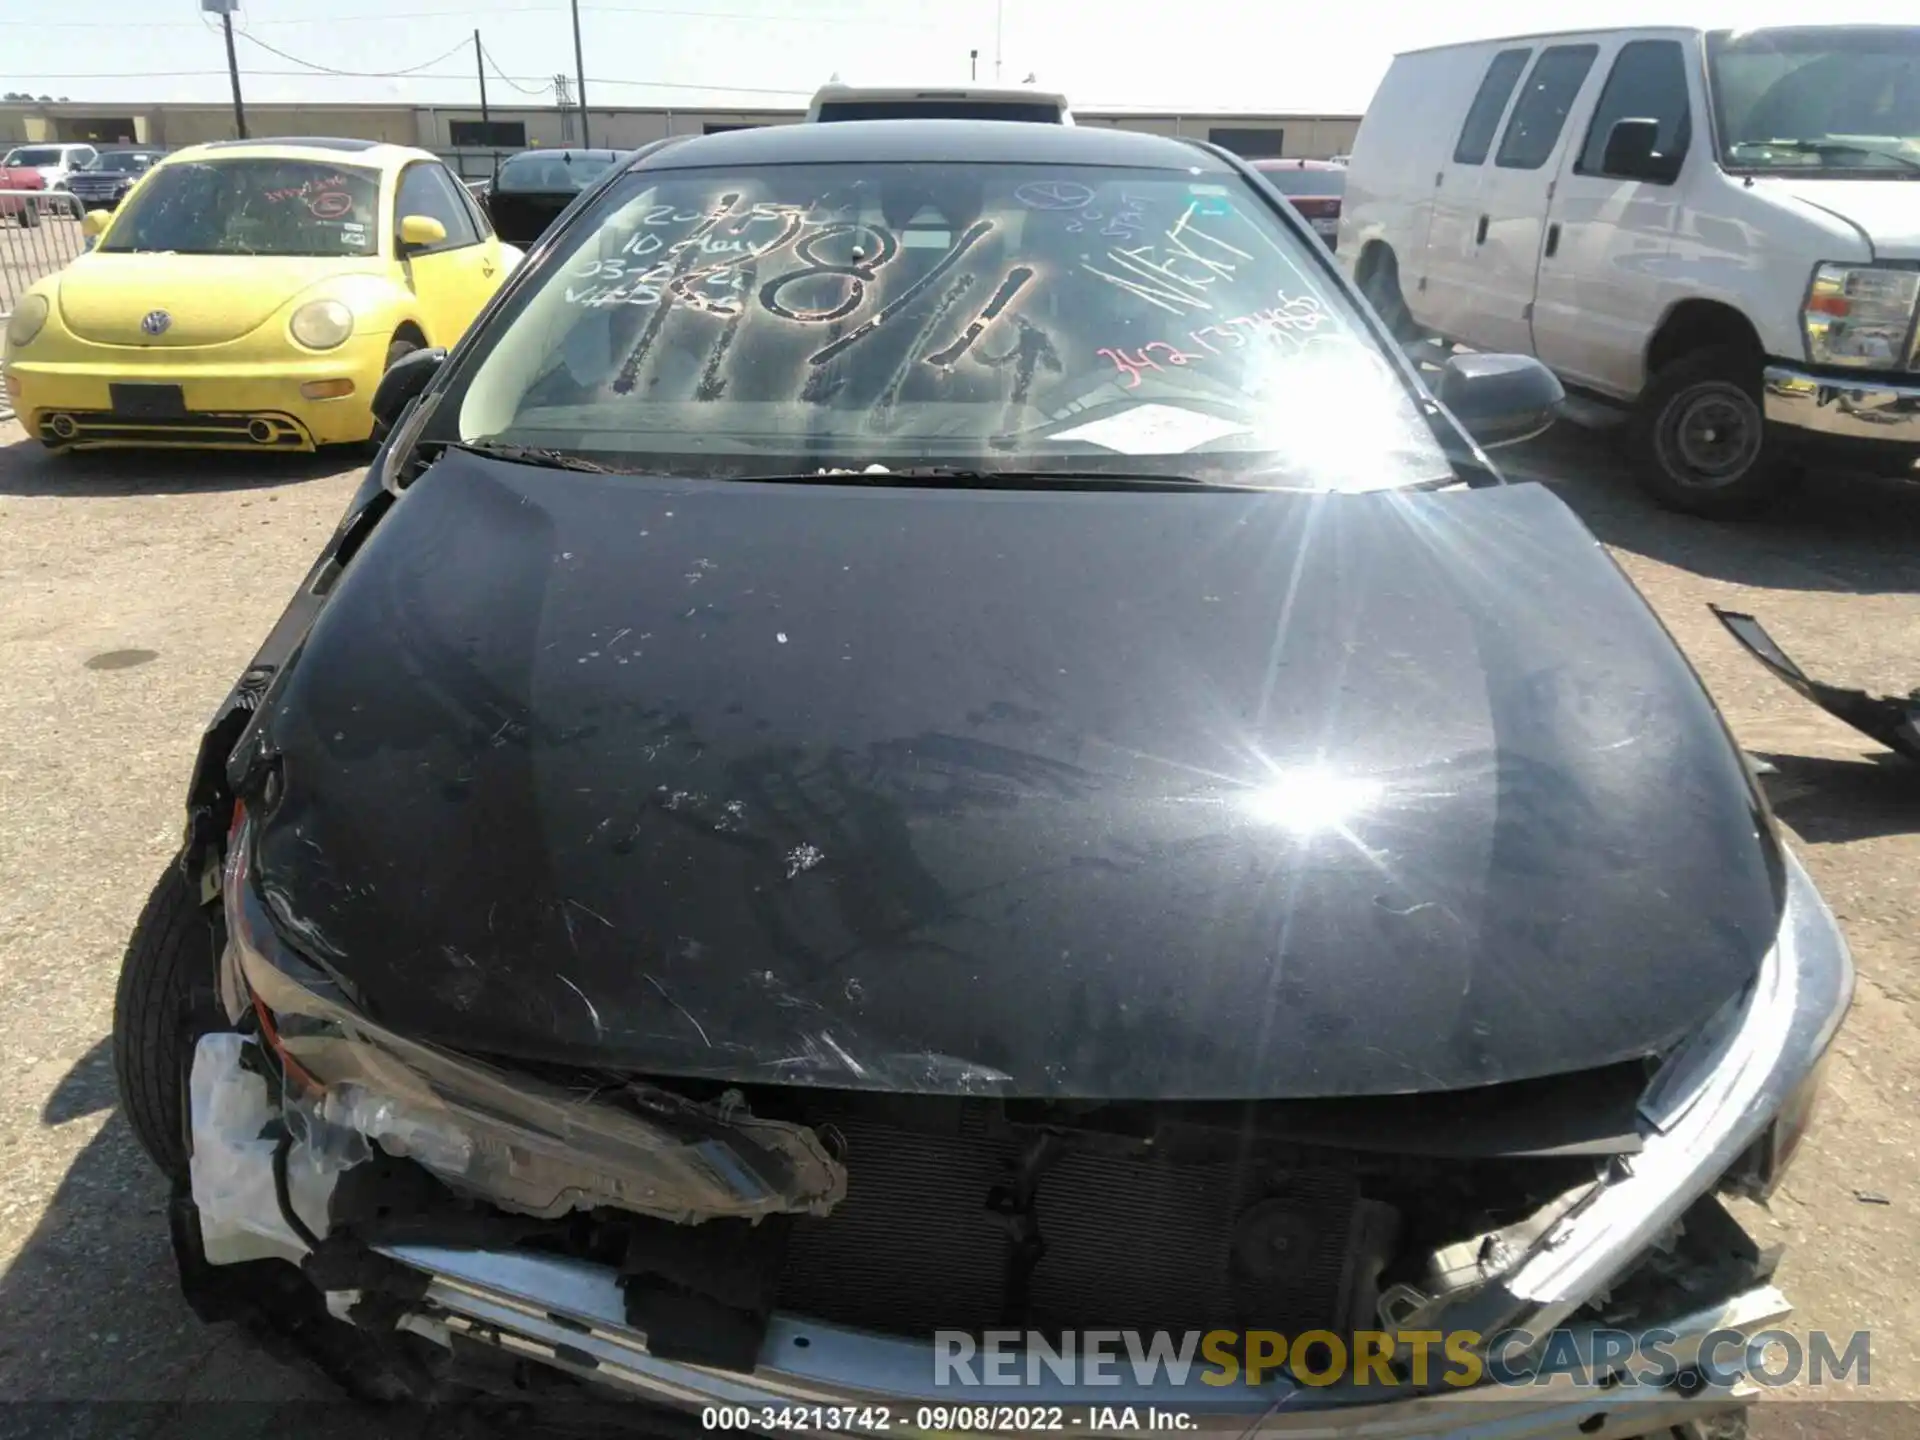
639,118,1223,171
160,137,436,171
503,147,623,162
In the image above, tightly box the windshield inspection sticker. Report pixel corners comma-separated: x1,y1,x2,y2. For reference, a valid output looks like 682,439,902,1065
1052,403,1251,454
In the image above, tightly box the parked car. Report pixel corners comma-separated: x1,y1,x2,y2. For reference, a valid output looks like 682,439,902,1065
66,146,168,212
1,142,99,213
807,81,1074,123
1251,157,1347,248
1341,22,1920,518
4,137,521,451
110,119,1842,1436
0,160,46,227
480,146,621,245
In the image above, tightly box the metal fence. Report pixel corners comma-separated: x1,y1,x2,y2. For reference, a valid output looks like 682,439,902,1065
3,191,91,421
2,190,88,315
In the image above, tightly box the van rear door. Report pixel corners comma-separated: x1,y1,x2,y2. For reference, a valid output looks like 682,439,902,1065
1463,42,1602,354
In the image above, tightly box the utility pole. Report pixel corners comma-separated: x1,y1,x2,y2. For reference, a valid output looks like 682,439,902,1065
553,74,573,143
474,29,489,124
202,0,246,139
568,0,590,147
994,0,1003,81
970,48,978,82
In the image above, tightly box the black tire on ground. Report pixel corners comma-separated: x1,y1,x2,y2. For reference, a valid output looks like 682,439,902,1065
1359,247,1421,343
1629,345,1799,520
68,194,84,220
19,201,40,229
112,857,227,1183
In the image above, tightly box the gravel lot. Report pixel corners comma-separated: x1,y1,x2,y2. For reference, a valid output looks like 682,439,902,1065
0,414,1916,1437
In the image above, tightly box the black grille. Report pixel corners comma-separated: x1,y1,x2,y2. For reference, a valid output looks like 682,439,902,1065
38,410,310,448
776,1104,1360,1339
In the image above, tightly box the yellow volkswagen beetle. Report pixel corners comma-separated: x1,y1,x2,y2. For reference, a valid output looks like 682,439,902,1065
2,137,522,451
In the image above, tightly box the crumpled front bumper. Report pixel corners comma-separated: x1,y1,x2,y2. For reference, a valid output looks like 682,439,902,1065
367,1241,1781,1439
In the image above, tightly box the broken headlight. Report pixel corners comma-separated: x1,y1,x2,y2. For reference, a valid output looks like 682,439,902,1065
222,815,846,1224
1435,842,1851,1343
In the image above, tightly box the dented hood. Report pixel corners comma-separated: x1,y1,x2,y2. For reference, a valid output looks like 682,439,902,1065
244,451,1782,1100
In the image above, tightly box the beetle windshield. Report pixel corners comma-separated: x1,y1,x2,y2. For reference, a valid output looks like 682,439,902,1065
439,160,1448,491
98,159,382,256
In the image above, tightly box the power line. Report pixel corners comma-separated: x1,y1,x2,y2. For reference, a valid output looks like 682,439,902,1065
19,67,810,97
235,31,474,79
481,43,550,97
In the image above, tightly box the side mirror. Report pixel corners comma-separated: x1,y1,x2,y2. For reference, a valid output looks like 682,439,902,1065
1433,352,1564,449
397,213,448,252
370,346,447,436
1601,118,1667,181
81,208,111,238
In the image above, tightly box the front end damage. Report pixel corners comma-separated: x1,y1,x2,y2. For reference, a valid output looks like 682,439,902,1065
165,812,1852,1436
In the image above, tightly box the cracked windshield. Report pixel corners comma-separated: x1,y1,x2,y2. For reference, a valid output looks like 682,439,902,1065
449,162,1447,489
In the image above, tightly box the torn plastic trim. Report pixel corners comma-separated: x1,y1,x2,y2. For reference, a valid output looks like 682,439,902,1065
189,1031,342,1267
1710,604,1920,762
1435,842,1850,1342
224,818,847,1225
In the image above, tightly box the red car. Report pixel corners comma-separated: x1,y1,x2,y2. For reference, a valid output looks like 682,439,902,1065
1251,157,1345,249
1,163,46,227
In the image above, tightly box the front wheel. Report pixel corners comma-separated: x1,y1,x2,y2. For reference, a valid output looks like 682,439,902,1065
1630,346,1799,519
1358,248,1421,344
18,201,40,229
112,858,227,1183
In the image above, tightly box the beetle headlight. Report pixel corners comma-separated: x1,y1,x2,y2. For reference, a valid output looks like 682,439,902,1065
5,292,49,352
289,298,354,351
1802,263,1920,369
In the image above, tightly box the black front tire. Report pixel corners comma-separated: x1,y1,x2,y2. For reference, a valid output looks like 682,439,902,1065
18,201,40,229
1359,247,1421,343
1630,346,1799,519
112,858,227,1183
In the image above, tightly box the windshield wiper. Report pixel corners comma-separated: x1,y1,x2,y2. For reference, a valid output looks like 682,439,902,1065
445,439,615,473
1732,139,1920,172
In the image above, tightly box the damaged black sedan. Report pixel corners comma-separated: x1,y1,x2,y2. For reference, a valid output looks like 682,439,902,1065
115,121,1851,1435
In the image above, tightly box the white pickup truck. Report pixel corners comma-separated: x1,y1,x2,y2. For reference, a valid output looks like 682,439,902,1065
1339,21,1920,517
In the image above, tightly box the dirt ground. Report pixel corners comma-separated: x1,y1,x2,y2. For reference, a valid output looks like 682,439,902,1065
0,415,1916,1438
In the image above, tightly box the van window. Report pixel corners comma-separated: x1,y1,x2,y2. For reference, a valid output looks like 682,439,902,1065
1453,49,1532,165
1577,39,1692,178
1496,44,1600,170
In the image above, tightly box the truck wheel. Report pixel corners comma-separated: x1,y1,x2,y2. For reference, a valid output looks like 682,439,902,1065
18,200,40,229
1631,346,1798,519
113,858,227,1184
1359,248,1421,343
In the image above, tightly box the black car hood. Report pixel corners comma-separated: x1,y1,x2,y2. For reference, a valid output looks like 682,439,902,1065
243,451,1782,1099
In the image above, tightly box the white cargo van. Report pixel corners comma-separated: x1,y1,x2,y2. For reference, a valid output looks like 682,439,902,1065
806,84,1074,125
1340,22,1920,516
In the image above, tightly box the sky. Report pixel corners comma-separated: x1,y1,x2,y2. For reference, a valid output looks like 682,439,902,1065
4,0,1915,116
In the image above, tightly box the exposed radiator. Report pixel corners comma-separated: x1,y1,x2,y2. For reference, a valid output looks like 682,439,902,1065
776,1104,1363,1339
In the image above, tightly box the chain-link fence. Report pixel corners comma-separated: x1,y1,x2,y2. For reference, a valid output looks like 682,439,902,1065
2,191,89,421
